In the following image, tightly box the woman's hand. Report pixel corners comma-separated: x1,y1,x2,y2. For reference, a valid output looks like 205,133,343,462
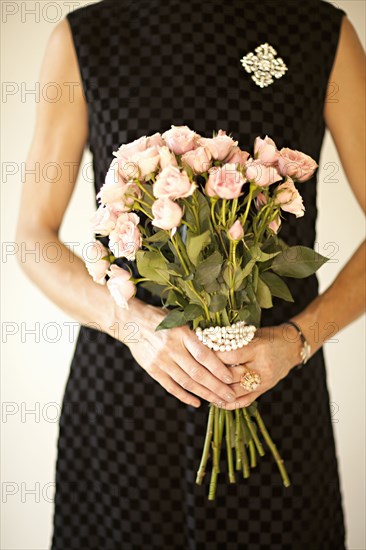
116,299,237,408
214,324,303,410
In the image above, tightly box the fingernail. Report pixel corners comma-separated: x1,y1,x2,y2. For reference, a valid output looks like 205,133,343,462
224,375,233,383
226,392,236,401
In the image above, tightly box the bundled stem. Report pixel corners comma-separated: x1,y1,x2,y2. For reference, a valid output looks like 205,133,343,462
196,401,291,499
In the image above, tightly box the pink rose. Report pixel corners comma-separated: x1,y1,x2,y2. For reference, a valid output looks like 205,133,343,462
245,159,282,187
268,216,281,234
116,146,160,181
113,136,147,161
198,129,238,161
97,159,126,204
153,165,196,200
255,192,268,210
275,177,305,218
277,148,318,182
108,212,142,260
91,205,119,236
97,159,141,209
254,135,279,165
159,146,178,170
152,198,183,230
107,265,136,309
228,220,244,241
205,164,246,199
162,125,198,155
226,146,250,166
147,132,164,148
85,241,110,285
181,146,212,174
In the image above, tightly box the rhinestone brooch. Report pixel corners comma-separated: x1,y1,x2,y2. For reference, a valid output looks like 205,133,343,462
240,42,288,88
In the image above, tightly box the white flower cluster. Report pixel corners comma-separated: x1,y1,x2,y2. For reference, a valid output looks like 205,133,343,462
196,321,257,352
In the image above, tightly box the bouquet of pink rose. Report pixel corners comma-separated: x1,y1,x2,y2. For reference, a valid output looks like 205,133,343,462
85,125,328,499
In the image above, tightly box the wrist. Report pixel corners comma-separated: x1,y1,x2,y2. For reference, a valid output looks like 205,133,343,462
280,321,309,370
108,297,164,345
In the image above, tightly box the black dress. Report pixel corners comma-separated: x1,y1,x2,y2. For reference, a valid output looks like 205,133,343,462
51,1,347,548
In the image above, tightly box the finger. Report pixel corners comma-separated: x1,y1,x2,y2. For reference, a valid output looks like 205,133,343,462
215,346,255,366
223,390,261,411
183,331,235,383
148,366,201,408
226,364,252,383
172,349,237,403
168,362,232,407
230,383,262,397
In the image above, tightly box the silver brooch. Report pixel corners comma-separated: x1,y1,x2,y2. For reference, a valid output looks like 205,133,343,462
240,42,288,88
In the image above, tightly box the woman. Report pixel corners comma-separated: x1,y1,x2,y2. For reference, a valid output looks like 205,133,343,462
16,0,365,548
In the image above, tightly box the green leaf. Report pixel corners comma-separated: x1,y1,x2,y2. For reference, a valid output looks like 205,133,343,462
250,245,281,262
256,277,273,308
186,230,211,266
197,191,211,232
167,263,184,276
260,272,294,302
205,279,221,292
194,250,222,287
184,304,205,321
139,281,164,297
252,264,259,293
155,309,186,331
164,289,180,306
271,246,329,278
208,294,228,313
220,309,230,326
144,230,170,243
237,308,251,322
177,279,203,305
241,257,256,279
135,250,169,285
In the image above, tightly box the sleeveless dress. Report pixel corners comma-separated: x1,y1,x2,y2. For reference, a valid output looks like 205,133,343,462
51,1,347,548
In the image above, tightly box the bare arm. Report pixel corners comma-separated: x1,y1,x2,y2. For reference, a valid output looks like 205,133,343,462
292,15,366,353
15,18,119,333
16,19,235,408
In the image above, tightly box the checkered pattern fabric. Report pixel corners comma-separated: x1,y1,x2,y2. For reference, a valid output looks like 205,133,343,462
51,0,347,548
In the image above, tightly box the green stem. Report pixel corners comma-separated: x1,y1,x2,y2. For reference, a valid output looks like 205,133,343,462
228,241,238,311
249,439,256,468
253,409,291,487
182,220,196,232
196,404,215,485
241,437,250,479
172,234,190,276
221,199,227,225
134,178,154,201
134,204,153,219
213,405,220,472
225,411,235,483
230,198,238,224
208,405,221,500
241,182,255,227
242,408,265,457
235,409,242,472
132,196,152,209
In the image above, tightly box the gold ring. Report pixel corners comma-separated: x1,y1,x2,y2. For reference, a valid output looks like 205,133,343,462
239,368,261,391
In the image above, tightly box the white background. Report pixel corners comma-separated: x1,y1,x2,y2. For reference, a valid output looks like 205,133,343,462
1,1,365,548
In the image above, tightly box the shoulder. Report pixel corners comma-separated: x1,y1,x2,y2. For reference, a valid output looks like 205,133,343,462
66,0,117,27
